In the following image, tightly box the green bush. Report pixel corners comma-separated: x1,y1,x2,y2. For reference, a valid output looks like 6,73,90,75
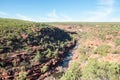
112,49,120,54
78,47,88,61
34,51,42,62
17,71,27,80
82,59,120,80
46,48,52,58
78,48,86,54
41,65,49,73
115,38,120,46
20,60,29,67
98,32,106,41
80,53,88,62
53,49,59,59
13,61,18,67
21,66,26,71
0,61,6,67
94,45,111,56
60,62,81,80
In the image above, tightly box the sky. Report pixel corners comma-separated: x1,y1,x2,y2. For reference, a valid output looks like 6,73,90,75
0,0,120,22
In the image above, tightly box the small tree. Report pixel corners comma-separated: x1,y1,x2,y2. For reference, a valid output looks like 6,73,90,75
53,49,58,59
94,45,111,56
41,65,49,73
115,38,120,46
17,71,27,80
46,48,52,58
0,61,5,67
34,51,42,62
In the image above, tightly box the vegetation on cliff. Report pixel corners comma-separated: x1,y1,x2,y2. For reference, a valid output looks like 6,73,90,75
0,18,75,80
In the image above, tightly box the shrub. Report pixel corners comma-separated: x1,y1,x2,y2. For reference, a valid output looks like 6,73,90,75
41,65,49,73
0,61,5,67
17,71,27,80
20,60,29,67
46,48,52,58
21,66,26,71
1,54,6,59
53,49,59,59
82,59,120,80
115,38,120,46
13,61,18,67
34,51,42,62
78,48,86,54
112,49,120,54
98,32,106,41
80,53,88,62
60,62,81,80
94,45,111,56
78,47,90,62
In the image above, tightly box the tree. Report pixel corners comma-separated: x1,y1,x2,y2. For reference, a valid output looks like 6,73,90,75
41,65,49,73
34,51,42,62
17,71,27,80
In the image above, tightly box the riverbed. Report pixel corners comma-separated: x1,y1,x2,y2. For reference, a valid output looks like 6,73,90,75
44,43,79,80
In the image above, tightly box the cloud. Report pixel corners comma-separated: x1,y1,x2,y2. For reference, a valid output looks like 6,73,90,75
0,11,8,16
109,18,120,22
47,9,59,19
0,0,118,22
81,0,115,22
98,0,114,6
16,13,33,21
39,9,72,22
87,7,113,21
